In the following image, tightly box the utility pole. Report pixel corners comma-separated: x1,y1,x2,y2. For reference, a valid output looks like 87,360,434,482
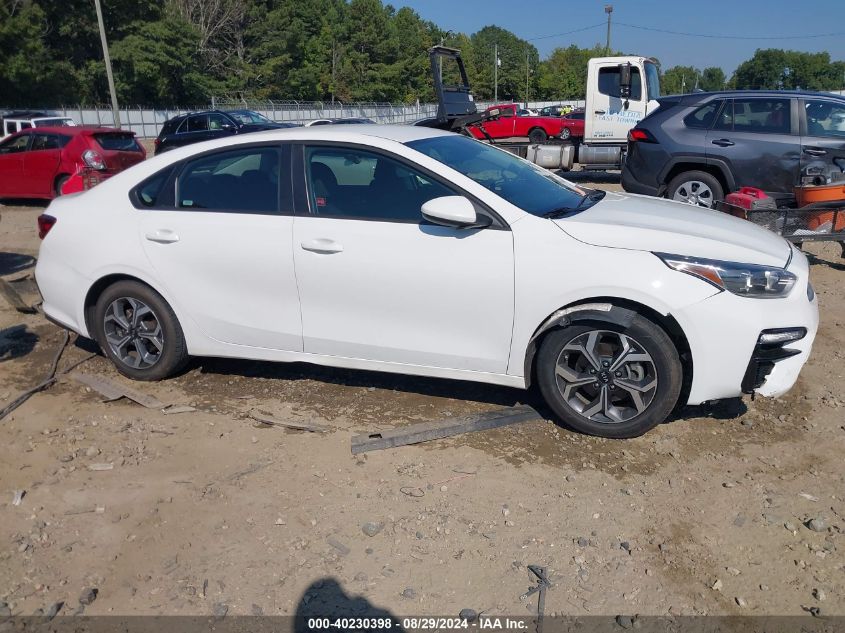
494,43,499,102
525,48,530,108
93,0,120,128
604,5,613,55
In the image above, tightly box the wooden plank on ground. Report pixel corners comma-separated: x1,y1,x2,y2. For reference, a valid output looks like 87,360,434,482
250,412,330,433
70,373,167,408
350,404,542,454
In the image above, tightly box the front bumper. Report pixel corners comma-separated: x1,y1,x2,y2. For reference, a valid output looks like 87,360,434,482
676,248,818,404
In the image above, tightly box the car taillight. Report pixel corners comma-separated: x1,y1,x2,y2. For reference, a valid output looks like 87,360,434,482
154,137,160,148
82,149,106,170
37,214,56,239
628,128,657,143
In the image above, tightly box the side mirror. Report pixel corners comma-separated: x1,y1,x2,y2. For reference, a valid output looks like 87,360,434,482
618,62,632,99
422,196,487,229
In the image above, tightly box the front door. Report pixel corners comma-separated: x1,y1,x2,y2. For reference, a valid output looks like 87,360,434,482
292,144,515,374
24,133,62,196
137,143,303,351
800,97,845,185
0,134,31,197
706,97,800,199
586,62,647,143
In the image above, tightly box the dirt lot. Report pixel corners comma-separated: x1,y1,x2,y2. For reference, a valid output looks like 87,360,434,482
1,175,844,620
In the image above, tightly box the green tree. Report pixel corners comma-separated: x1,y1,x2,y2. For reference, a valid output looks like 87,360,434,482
661,65,699,94
732,49,845,91
699,66,726,92
466,25,537,101
536,44,613,100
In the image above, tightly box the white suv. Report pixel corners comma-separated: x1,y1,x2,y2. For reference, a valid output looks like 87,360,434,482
1,111,76,140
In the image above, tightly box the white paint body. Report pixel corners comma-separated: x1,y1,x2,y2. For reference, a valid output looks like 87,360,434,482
36,125,818,405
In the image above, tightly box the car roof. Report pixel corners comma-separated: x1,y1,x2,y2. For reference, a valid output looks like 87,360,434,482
2,110,48,119
662,90,845,104
5,126,129,138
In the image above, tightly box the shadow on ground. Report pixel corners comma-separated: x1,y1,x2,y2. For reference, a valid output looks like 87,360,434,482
0,324,38,362
0,252,36,276
294,578,401,629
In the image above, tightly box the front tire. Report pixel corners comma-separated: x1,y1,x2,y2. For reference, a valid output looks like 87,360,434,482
666,170,723,208
93,280,189,381
528,128,547,144
536,315,682,438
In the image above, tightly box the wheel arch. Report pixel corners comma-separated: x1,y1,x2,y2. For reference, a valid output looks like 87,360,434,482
660,159,735,197
83,274,177,341
523,297,693,407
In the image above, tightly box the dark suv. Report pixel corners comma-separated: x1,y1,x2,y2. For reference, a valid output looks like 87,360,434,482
154,109,299,155
622,91,845,207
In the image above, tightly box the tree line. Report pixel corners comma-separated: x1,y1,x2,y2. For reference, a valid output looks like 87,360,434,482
2,0,844,108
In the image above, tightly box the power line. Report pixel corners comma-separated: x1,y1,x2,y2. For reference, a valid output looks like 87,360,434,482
527,23,605,42
615,22,845,41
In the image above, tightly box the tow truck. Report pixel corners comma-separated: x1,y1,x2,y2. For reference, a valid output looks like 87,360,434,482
420,46,660,171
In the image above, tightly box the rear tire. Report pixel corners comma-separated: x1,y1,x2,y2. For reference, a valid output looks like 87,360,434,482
528,128,547,144
560,128,572,140
536,314,683,438
666,170,723,208
93,280,189,381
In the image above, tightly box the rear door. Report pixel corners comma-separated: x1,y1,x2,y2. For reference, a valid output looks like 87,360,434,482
706,96,800,198
23,133,62,196
137,143,303,351
0,134,32,196
800,97,845,183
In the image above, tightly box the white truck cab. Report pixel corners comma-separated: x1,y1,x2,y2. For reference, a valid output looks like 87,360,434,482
578,56,661,170
1,112,76,140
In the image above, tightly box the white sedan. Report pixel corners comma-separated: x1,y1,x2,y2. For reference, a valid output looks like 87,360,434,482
35,126,818,438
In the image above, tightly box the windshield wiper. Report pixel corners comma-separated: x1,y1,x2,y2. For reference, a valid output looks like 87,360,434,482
543,190,607,219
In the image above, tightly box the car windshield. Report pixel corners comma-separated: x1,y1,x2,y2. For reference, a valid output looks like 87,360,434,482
228,110,271,125
407,135,590,217
645,62,661,101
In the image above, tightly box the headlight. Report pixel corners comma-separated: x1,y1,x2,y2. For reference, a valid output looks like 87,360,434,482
656,253,797,299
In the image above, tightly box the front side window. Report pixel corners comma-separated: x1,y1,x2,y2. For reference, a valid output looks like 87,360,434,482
684,100,723,129
717,98,791,134
598,66,642,101
805,99,845,138
407,135,586,217
177,147,280,214
4,121,15,135
305,146,454,222
0,135,31,154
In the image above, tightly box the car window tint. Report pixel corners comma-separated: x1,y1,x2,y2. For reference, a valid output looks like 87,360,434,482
94,133,140,151
20,122,31,130
0,135,30,154
187,115,208,132
724,98,790,134
305,146,454,222
134,167,174,208
177,147,280,214
805,99,845,138
598,66,642,101
5,121,16,135
31,134,60,150
684,100,722,129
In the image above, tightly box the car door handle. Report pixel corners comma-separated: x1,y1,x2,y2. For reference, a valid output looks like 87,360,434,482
300,238,343,254
145,229,180,244
711,138,735,147
803,147,827,156
594,110,606,115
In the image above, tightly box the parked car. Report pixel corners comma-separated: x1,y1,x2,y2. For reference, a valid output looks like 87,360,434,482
154,109,299,154
306,117,376,126
559,111,585,140
538,105,572,117
622,90,845,207
468,104,570,144
1,111,76,140
35,126,817,438
0,126,145,200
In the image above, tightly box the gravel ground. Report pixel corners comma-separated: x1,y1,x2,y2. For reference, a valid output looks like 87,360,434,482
0,170,843,620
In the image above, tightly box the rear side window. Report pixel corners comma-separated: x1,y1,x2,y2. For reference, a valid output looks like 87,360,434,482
598,66,642,101
133,167,174,208
20,122,31,130
177,147,281,214
716,98,791,134
684,100,723,129
31,134,60,150
94,133,140,151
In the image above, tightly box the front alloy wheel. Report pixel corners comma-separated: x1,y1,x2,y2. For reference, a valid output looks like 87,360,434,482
537,315,683,438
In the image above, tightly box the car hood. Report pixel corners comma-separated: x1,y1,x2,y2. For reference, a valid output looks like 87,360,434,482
554,191,792,268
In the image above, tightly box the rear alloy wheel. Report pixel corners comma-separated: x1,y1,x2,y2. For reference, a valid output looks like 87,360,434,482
667,170,724,208
537,316,682,438
93,280,188,381
529,128,548,144
560,127,572,140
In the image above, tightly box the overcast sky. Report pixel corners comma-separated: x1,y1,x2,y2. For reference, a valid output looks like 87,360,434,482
396,0,845,77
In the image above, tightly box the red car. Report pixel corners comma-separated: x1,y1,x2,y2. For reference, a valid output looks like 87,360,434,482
559,111,585,141
0,126,146,200
469,104,569,144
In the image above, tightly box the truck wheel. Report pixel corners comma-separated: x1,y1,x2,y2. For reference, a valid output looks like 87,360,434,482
667,171,723,208
529,128,547,144
536,314,683,438
560,128,571,140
